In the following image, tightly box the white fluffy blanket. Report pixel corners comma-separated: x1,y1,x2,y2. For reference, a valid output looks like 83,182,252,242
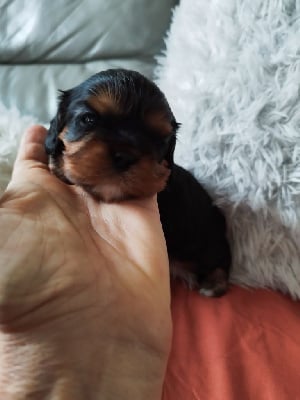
156,0,300,298
0,104,38,194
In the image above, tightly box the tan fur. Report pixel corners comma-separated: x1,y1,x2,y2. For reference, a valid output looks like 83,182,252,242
58,127,91,155
53,132,170,202
62,138,111,186
120,158,170,199
145,112,173,136
50,89,174,202
87,94,120,115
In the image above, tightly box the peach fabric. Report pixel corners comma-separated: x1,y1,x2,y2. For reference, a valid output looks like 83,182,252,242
164,283,300,400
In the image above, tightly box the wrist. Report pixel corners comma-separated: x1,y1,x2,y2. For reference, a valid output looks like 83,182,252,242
0,315,171,400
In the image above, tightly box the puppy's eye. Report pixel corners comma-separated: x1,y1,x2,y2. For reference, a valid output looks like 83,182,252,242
80,113,97,127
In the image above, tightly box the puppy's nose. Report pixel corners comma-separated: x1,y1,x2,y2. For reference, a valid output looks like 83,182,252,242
112,151,138,171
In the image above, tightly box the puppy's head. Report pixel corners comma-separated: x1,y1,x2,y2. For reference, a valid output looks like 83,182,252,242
45,69,179,202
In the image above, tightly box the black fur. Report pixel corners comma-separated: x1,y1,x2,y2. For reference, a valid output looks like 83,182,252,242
46,69,231,296
158,165,231,291
45,70,178,161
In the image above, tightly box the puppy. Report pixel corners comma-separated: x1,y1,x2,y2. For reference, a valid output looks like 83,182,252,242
45,69,231,296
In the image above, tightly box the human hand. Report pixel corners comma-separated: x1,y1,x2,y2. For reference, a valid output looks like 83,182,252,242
0,126,172,399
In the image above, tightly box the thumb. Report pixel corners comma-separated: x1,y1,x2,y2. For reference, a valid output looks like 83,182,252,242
12,125,49,180
15,125,48,165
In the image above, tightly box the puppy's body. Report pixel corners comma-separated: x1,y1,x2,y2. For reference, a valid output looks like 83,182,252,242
158,165,230,295
45,69,231,296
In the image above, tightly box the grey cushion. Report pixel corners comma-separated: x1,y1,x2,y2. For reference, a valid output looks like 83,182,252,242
0,0,177,121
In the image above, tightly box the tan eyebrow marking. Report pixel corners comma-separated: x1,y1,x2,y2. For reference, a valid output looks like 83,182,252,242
145,112,173,137
87,93,121,115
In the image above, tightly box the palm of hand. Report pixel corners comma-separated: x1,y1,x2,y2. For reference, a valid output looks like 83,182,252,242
0,127,171,358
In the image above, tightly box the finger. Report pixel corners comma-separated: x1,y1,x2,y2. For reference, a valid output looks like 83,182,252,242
89,194,169,278
15,125,48,166
122,195,160,214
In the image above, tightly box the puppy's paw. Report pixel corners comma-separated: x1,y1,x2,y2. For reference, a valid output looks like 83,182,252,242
198,268,228,297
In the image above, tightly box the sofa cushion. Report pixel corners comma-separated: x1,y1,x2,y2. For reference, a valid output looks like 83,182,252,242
0,0,177,120
0,0,176,62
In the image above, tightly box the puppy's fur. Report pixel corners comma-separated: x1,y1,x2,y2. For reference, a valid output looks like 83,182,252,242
45,69,231,296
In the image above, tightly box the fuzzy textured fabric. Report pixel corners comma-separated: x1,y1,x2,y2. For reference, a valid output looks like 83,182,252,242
0,104,38,195
156,0,300,298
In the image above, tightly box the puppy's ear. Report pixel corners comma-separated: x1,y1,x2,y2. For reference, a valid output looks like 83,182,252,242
164,121,180,167
45,90,71,155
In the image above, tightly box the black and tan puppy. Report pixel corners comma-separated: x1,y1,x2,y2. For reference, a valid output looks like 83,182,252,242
45,69,231,296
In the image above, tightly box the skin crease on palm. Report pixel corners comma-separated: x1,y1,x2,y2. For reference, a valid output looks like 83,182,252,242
0,125,172,400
